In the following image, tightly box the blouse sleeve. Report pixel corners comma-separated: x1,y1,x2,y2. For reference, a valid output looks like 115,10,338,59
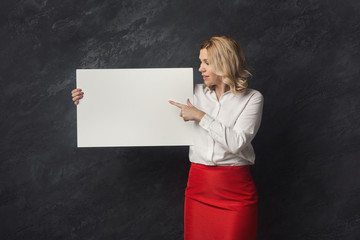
198,92,264,154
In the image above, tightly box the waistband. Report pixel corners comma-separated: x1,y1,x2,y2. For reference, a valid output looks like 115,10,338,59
191,162,250,171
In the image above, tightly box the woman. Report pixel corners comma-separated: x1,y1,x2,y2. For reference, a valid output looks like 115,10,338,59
71,35,263,240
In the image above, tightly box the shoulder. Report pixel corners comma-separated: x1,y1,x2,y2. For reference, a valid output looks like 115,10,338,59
243,88,263,101
233,88,263,105
194,83,204,91
194,84,207,95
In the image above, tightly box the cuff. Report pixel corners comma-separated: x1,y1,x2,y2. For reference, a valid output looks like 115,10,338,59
199,114,214,130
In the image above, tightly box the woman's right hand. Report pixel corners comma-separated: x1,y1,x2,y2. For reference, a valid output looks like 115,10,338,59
71,88,84,105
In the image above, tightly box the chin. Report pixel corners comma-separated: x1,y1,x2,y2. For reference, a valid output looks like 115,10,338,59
204,81,214,87
203,80,211,85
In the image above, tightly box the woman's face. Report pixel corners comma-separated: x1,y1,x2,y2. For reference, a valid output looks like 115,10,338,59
198,48,221,87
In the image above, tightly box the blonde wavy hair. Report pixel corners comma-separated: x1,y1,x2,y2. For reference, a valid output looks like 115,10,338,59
200,35,251,94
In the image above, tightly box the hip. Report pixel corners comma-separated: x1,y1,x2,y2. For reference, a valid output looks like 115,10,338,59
185,163,258,210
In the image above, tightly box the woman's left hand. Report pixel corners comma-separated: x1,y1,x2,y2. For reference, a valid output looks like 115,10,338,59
169,99,205,122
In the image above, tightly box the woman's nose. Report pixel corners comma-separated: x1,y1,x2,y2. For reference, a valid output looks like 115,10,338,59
199,64,204,72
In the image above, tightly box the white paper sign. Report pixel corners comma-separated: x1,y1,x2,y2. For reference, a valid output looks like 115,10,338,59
76,68,194,147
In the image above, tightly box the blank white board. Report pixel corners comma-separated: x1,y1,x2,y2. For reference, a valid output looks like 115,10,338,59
76,68,194,147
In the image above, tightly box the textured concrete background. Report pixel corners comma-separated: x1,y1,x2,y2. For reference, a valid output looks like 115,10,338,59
1,0,360,239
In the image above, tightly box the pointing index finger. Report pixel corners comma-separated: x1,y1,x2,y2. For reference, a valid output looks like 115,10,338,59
168,100,185,108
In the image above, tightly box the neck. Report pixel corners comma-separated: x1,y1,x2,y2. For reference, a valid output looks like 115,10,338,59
214,83,230,100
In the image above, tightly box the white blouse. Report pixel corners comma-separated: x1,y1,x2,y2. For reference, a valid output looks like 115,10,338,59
189,84,264,166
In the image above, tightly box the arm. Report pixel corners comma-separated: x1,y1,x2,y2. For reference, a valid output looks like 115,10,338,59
199,93,264,154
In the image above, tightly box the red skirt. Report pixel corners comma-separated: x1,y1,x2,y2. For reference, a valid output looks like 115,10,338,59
184,163,258,240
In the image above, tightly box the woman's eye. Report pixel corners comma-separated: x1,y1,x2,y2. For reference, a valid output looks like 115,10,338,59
199,61,209,66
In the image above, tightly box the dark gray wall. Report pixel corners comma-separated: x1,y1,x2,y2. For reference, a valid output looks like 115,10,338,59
1,0,359,239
